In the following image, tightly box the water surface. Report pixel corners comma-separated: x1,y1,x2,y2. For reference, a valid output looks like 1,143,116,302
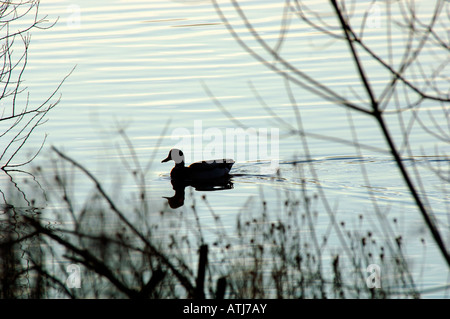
2,0,449,298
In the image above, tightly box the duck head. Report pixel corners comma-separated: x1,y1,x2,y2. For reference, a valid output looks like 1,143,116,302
161,148,185,165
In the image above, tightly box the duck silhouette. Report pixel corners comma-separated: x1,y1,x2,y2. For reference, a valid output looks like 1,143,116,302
161,148,235,180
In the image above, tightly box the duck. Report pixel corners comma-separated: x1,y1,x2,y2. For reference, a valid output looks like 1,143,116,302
161,148,235,180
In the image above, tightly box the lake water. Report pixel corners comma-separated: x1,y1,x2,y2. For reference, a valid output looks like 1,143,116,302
1,0,449,298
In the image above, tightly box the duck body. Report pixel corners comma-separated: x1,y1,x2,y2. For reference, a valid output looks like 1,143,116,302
162,149,234,181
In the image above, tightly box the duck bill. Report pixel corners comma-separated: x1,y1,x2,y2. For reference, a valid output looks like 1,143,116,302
161,155,171,163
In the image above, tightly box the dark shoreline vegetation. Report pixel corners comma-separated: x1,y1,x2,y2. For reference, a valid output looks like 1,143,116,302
0,145,424,298
1,1,450,298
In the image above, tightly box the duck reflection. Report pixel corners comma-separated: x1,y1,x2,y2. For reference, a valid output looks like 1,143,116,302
163,177,234,209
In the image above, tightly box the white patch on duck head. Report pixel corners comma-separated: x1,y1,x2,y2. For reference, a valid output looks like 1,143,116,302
171,149,185,164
